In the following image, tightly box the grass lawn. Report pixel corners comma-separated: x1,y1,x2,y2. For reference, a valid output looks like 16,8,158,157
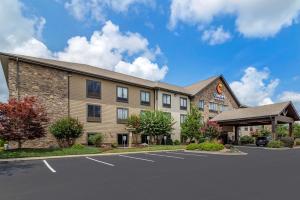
0,145,186,159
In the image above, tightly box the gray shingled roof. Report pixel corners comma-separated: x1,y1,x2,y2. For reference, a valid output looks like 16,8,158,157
212,101,300,122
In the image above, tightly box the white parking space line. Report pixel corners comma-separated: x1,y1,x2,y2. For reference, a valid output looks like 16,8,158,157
165,152,207,157
86,157,115,167
145,153,184,159
119,155,155,162
43,160,56,173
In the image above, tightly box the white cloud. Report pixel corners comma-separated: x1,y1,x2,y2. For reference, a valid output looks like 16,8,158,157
115,57,168,81
169,0,300,38
201,26,231,45
54,21,168,81
65,0,155,21
279,91,300,113
230,67,280,106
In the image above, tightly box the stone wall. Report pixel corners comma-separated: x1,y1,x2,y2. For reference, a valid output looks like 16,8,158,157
7,60,69,148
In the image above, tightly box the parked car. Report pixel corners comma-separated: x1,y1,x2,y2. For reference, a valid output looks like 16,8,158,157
256,136,270,147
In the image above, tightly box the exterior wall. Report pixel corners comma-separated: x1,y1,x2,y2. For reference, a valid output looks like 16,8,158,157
155,90,190,141
7,60,69,148
69,74,154,144
191,77,239,121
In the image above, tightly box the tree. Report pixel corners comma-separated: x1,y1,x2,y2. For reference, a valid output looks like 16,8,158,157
0,96,48,149
258,128,271,137
49,117,83,147
140,111,175,144
201,121,222,141
276,125,288,138
294,123,300,138
181,105,203,143
127,114,141,144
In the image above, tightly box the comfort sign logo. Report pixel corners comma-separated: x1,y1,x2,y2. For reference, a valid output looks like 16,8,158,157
216,83,223,94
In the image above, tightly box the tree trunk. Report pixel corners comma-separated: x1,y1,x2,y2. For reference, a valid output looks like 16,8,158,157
17,140,22,149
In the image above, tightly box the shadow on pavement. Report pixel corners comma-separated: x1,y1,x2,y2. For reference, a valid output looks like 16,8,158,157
0,161,37,176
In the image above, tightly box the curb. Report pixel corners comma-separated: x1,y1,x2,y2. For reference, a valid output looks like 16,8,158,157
0,149,185,162
184,150,247,156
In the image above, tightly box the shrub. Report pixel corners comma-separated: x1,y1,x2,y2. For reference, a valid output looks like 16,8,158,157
267,140,283,148
280,136,294,148
200,121,222,141
294,124,300,138
294,138,300,146
198,141,224,151
49,117,83,147
224,144,233,149
198,137,206,143
111,143,118,148
71,144,85,149
259,128,271,137
186,143,199,150
0,139,5,147
88,133,104,147
240,135,254,145
173,140,180,145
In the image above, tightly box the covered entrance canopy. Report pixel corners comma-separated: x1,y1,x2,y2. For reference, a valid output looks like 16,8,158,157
211,101,300,143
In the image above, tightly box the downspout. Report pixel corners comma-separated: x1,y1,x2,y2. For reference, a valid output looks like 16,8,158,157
16,57,20,100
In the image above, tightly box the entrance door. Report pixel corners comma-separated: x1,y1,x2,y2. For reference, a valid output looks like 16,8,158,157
117,133,128,146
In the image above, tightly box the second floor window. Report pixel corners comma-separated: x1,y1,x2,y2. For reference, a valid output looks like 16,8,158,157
87,104,101,122
86,80,101,99
117,108,128,124
162,94,171,108
198,100,204,110
209,102,218,112
117,86,128,102
140,91,150,106
180,97,187,110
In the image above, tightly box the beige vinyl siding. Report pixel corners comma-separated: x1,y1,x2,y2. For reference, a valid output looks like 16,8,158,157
69,74,154,144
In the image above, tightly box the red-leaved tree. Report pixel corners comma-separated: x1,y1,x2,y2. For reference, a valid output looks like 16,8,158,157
0,96,48,149
200,120,222,141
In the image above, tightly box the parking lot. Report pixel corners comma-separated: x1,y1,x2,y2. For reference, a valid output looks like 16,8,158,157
1,147,300,200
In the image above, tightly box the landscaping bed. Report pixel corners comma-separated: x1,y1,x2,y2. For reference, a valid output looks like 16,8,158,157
0,145,186,159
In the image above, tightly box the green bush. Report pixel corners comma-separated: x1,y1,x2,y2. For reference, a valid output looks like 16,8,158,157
280,137,294,148
186,143,199,150
71,143,85,149
198,137,206,143
267,140,283,148
198,141,224,151
294,138,300,146
88,133,104,147
49,117,83,147
240,135,254,145
173,140,180,145
0,139,5,147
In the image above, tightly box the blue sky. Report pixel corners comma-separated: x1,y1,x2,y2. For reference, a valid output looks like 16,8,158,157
0,0,300,112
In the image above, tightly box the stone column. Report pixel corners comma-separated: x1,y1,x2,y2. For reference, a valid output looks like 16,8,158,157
271,118,277,140
128,132,133,148
289,123,293,137
234,125,239,145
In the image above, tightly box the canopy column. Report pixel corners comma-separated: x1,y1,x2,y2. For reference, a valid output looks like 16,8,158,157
234,125,239,145
289,123,293,137
271,118,277,140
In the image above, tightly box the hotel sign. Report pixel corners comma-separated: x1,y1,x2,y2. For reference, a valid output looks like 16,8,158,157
214,82,225,101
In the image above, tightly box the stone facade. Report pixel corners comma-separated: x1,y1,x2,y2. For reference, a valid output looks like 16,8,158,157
7,60,69,148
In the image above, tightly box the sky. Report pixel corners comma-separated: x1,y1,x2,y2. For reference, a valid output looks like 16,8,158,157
0,0,300,113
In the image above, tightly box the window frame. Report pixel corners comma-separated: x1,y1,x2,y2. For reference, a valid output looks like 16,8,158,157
180,97,187,110
87,104,101,122
162,93,171,108
180,114,187,124
86,80,101,99
140,90,151,106
116,107,129,124
198,100,205,110
209,102,219,113
116,86,129,103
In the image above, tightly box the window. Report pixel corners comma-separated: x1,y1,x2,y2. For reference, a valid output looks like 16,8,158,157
116,86,128,102
86,80,101,99
163,112,172,118
140,91,150,106
162,94,171,108
87,104,101,122
117,108,128,124
244,127,249,131
209,102,218,112
180,97,187,110
198,100,204,110
180,114,187,124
